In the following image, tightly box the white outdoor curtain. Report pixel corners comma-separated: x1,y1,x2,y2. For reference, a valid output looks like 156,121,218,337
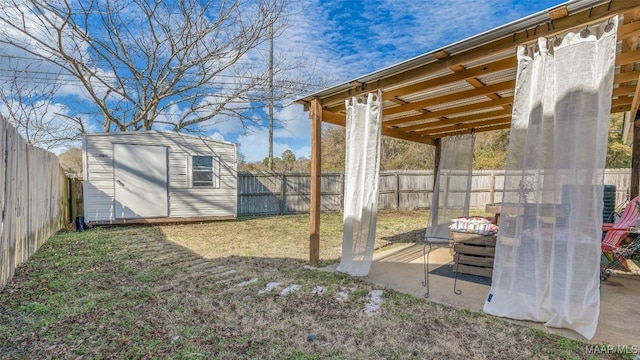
484,18,617,340
425,134,475,239
337,90,382,276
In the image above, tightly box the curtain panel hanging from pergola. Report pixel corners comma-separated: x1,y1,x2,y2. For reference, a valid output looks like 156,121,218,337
337,91,382,277
484,17,618,340
425,134,475,240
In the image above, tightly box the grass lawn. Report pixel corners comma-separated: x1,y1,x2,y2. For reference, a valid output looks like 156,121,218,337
0,211,626,359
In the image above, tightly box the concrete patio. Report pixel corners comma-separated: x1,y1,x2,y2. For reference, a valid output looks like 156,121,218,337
340,243,640,346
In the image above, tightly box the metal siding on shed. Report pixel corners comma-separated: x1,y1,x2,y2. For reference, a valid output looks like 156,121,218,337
83,131,237,221
84,136,115,221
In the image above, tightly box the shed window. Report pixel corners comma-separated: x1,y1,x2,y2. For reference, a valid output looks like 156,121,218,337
192,156,214,187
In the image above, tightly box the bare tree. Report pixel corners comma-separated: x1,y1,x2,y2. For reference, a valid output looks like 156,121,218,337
0,0,306,133
0,66,84,150
320,124,435,171
57,147,83,175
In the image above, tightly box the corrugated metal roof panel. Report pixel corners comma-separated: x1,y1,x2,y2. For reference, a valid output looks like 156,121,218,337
428,95,493,112
398,81,475,103
477,68,518,85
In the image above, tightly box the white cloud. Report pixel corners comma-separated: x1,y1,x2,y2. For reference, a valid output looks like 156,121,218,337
231,102,310,162
203,112,247,135
238,126,287,162
151,103,182,131
371,0,527,52
237,123,312,163
234,102,312,162
209,132,225,141
294,146,311,160
273,104,309,139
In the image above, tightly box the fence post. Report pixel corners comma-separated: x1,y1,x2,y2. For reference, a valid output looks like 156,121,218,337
339,172,344,211
69,177,76,223
395,172,400,210
489,171,496,204
280,173,286,215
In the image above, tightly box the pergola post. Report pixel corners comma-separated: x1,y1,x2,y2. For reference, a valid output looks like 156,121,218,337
433,138,441,190
631,112,640,199
623,9,640,200
309,99,322,266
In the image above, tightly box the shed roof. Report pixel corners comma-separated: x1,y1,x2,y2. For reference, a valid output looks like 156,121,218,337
295,0,640,145
84,130,237,147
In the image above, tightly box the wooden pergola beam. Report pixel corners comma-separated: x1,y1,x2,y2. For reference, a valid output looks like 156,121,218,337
324,96,630,144
434,123,512,138
411,108,512,133
385,96,513,129
614,70,640,83
613,85,637,97
612,97,634,108
382,85,636,131
381,57,516,102
320,109,346,126
309,99,322,266
323,110,436,145
326,58,516,113
405,96,634,136
611,104,633,113
418,118,512,136
615,48,640,66
618,19,640,39
549,5,569,20
382,129,436,145
323,95,631,145
388,100,633,138
381,80,516,118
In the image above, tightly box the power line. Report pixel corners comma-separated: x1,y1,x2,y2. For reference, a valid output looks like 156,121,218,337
0,68,319,88
0,53,312,82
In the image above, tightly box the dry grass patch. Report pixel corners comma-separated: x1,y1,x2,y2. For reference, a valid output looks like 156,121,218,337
0,213,627,359
159,211,429,263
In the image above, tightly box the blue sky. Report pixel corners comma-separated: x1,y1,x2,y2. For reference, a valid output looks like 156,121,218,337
0,0,569,161
233,0,569,162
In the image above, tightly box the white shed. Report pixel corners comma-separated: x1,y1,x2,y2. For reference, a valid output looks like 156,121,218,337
82,131,237,224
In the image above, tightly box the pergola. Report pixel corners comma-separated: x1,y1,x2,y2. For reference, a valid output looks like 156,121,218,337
295,0,640,266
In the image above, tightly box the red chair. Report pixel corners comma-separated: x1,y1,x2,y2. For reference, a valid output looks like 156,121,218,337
601,195,640,277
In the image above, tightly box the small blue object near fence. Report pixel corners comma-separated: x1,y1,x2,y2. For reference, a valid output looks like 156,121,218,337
75,216,85,232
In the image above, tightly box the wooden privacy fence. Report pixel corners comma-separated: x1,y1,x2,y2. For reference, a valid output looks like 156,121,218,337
1,117,70,290
68,177,84,221
237,169,633,216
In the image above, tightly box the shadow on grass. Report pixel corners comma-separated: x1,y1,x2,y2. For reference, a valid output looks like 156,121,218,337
0,225,604,360
0,226,368,359
380,228,425,244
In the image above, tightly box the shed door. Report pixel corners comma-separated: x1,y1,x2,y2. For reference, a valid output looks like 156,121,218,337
114,144,168,219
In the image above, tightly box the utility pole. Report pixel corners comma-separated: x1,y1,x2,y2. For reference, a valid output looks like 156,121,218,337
268,22,274,171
